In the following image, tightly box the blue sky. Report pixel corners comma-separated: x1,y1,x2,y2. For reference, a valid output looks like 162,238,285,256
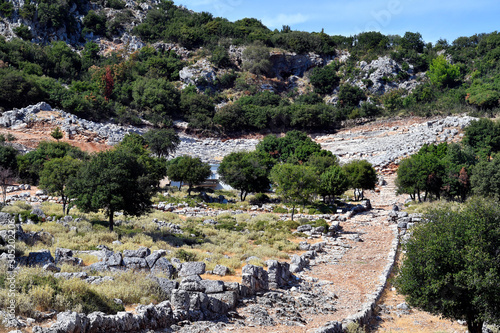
176,0,499,44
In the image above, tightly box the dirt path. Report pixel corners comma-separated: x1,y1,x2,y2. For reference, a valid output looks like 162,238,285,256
220,175,402,333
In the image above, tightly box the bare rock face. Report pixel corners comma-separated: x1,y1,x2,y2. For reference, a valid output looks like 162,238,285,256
179,59,217,89
241,264,268,294
178,261,206,277
270,51,328,79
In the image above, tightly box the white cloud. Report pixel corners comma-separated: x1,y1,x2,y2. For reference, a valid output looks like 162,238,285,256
262,13,309,29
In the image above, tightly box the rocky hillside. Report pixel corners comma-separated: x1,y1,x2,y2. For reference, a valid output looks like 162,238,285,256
0,0,499,136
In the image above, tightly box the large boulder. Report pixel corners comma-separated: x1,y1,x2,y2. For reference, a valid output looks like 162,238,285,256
145,250,166,268
122,247,150,258
178,262,206,277
212,264,229,277
55,248,82,266
24,250,54,267
151,257,176,278
122,257,148,270
241,264,268,294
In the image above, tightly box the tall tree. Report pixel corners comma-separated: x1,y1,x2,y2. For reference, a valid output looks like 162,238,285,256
218,151,271,201
39,156,83,214
142,128,180,158
167,156,211,195
318,165,349,203
471,154,500,201
342,160,377,201
395,199,500,333
270,163,318,220
17,141,87,184
68,149,158,231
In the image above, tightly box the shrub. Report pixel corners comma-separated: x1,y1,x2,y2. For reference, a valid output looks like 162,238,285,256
309,63,340,95
13,25,33,41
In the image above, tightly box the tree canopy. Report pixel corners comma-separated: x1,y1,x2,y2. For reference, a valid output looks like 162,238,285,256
142,128,180,158
39,156,83,214
67,149,158,231
270,163,317,220
167,156,211,195
218,151,272,201
395,199,500,333
342,159,377,200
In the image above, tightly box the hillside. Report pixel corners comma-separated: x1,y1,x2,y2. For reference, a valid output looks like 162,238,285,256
1,0,499,136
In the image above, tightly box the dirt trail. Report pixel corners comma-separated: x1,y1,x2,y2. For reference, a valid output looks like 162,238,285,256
220,175,401,333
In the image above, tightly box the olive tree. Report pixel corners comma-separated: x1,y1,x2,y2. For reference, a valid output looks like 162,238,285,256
342,160,377,201
270,163,317,220
395,199,500,333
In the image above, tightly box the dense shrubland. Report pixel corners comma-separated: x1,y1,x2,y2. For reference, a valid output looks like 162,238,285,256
396,118,500,202
1,0,500,135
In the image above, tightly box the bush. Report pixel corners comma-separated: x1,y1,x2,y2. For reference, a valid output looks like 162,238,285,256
309,63,340,95
242,42,272,76
0,0,14,17
13,25,33,41
106,0,125,9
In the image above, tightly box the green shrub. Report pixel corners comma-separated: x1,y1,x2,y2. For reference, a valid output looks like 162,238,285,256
13,25,33,41
106,0,125,9
273,206,288,214
175,249,197,262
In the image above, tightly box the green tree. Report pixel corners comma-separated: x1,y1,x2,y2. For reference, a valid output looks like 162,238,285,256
396,145,446,202
132,77,181,126
39,156,83,214
218,151,271,201
50,127,64,141
427,55,460,88
0,145,18,206
68,149,158,231
441,143,476,202
115,133,168,183
395,199,500,333
318,165,349,202
401,31,425,53
305,151,339,175
309,63,340,95
270,163,318,220
13,25,33,41
462,118,500,158
337,84,366,109
167,156,211,195
471,154,500,201
0,145,18,171
242,41,272,76
17,141,87,184
342,160,377,201
142,128,180,158
256,130,322,163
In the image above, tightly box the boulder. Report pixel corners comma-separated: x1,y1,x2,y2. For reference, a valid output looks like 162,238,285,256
55,248,82,266
297,224,312,233
155,278,178,296
145,250,166,268
178,261,206,277
122,247,150,258
151,257,176,278
241,264,268,294
122,257,148,270
25,250,54,267
209,291,238,311
212,264,229,276
200,280,224,294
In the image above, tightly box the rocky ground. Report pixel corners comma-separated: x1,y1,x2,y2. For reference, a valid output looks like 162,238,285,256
0,104,481,333
0,103,475,168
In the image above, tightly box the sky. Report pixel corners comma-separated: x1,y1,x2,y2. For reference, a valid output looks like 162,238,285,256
175,0,499,44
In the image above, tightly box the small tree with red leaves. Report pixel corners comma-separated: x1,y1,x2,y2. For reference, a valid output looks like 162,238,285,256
104,66,114,101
